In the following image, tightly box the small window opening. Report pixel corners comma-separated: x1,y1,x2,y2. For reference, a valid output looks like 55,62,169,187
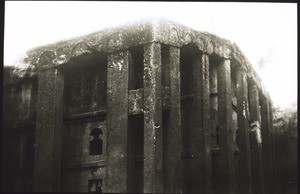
88,179,102,193
89,128,103,156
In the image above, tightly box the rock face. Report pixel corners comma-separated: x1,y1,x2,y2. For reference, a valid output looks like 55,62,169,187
2,19,275,193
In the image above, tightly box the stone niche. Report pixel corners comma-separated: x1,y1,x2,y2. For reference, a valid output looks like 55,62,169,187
63,53,107,116
3,77,38,127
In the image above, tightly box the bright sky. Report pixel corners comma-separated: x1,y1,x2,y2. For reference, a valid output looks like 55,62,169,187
4,2,297,110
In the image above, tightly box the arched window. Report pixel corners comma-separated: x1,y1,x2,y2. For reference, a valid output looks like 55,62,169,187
89,128,103,156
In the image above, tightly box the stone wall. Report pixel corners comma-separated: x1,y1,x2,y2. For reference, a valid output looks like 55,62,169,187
2,19,276,194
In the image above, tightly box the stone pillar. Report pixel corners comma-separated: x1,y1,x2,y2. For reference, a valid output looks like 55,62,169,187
260,95,273,194
191,51,205,193
209,60,218,147
193,53,212,193
106,50,130,192
217,58,235,194
248,82,265,194
202,54,213,194
33,67,64,191
236,68,252,194
163,46,182,193
143,42,163,193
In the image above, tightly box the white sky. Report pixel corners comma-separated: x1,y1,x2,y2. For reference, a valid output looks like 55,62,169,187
4,1,297,110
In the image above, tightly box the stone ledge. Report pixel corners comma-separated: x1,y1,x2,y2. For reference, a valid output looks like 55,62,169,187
64,110,107,121
62,159,106,170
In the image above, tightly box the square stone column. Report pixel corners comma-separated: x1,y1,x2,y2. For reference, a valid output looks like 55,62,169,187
162,46,182,193
248,82,265,194
106,50,130,192
33,67,64,192
236,68,252,194
217,58,236,194
193,53,212,193
143,42,163,193
201,54,213,194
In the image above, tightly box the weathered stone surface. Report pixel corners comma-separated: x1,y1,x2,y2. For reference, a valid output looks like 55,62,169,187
2,70,37,192
154,19,232,57
260,95,274,194
3,79,37,128
106,50,129,192
63,54,107,115
14,19,269,103
128,87,170,115
209,59,218,148
23,21,153,67
3,66,36,85
191,51,206,193
236,68,252,194
62,121,106,165
201,54,213,194
143,42,163,193
61,166,106,192
33,68,64,191
217,59,236,194
128,89,144,115
248,82,265,194
2,18,277,194
162,46,181,193
162,86,170,110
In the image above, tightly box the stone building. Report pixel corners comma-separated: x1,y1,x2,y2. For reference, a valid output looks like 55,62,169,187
2,19,277,193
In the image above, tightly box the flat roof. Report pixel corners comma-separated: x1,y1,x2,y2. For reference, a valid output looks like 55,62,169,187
5,18,272,102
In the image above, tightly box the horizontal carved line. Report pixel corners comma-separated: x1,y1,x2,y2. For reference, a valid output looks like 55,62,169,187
62,159,106,170
212,147,239,155
64,110,107,121
210,93,218,98
180,94,194,101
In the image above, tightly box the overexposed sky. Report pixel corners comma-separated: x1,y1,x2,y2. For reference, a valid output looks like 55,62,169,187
4,2,297,109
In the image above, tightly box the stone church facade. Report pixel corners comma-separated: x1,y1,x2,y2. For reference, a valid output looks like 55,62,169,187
2,19,276,193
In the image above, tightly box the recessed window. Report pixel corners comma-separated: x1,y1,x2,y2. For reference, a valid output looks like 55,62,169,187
88,179,102,193
89,128,103,156
129,46,144,90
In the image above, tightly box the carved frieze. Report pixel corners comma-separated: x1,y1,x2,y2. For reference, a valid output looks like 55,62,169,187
8,19,270,102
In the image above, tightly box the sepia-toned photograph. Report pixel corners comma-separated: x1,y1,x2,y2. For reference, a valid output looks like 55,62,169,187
2,2,297,193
